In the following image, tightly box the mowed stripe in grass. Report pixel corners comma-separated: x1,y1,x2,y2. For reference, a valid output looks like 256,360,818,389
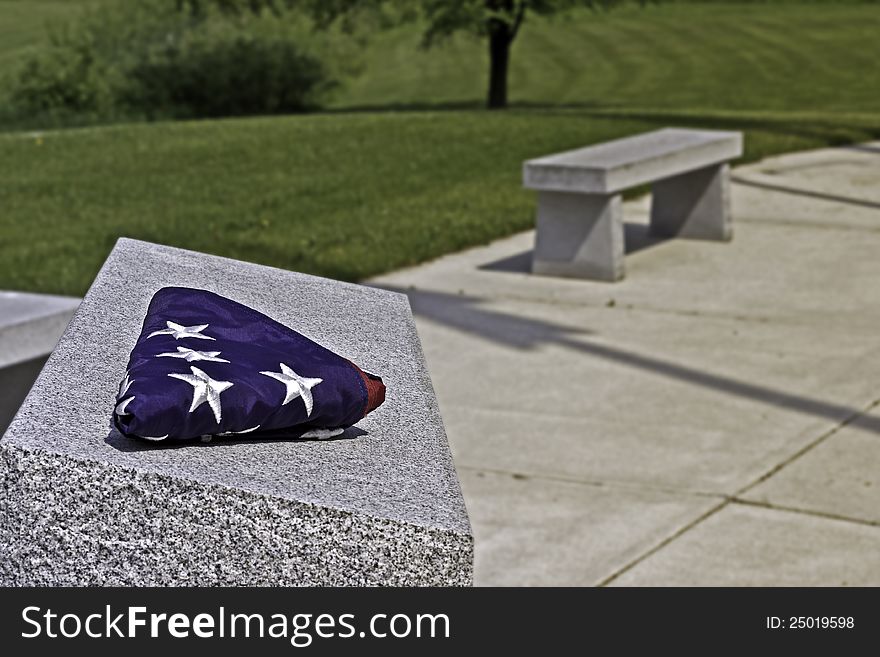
335,4,880,113
2,109,874,297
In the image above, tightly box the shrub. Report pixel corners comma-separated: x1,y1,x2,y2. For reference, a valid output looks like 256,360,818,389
6,0,339,122
124,23,332,118
8,23,116,118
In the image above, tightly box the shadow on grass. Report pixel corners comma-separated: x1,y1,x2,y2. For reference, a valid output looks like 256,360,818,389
511,103,880,144
326,99,880,148
377,284,880,434
324,100,487,114
6,98,878,151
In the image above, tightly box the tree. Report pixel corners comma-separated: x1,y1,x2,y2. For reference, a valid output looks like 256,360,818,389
419,1,615,109
180,0,619,109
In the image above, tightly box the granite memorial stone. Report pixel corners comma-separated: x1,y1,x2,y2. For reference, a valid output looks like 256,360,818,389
0,239,472,586
0,291,80,434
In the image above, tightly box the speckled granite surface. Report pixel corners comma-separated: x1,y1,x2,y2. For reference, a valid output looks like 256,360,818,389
0,238,472,586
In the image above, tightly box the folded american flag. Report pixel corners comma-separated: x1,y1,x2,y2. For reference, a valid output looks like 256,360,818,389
113,287,385,442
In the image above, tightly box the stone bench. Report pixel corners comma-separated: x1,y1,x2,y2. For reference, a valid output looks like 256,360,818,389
0,238,472,586
523,128,743,281
0,291,80,434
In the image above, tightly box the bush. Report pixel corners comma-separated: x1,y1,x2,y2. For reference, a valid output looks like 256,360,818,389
124,24,331,118
8,20,118,119
7,0,340,122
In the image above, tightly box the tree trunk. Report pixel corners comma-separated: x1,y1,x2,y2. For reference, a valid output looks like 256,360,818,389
487,27,511,110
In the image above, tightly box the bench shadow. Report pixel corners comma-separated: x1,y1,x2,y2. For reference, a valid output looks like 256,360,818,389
623,223,669,255
478,223,669,273
479,249,533,273
105,424,369,452
378,285,880,435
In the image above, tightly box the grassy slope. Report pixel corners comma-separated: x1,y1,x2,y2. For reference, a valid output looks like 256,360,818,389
1,3,879,297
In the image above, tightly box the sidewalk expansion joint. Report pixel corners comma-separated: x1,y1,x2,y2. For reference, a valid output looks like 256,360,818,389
596,499,730,587
729,498,880,529
732,175,880,211
737,216,880,234
734,395,880,499
596,396,880,586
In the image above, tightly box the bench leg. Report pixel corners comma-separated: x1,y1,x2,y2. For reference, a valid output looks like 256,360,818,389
649,163,732,241
532,191,624,281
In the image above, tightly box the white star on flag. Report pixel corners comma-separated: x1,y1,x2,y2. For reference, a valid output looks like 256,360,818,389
260,363,323,417
115,396,134,416
118,371,134,397
156,346,230,363
115,371,135,416
147,321,215,341
168,366,233,424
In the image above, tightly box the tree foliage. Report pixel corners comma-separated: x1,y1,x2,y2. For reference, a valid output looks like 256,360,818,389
177,1,625,107
179,1,620,40
420,1,617,44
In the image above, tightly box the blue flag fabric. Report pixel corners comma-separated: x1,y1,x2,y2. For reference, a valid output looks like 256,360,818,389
113,287,385,442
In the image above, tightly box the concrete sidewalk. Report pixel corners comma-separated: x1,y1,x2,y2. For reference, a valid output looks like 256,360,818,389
369,142,880,586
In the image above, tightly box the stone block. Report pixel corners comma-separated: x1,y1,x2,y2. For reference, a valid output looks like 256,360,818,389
0,291,79,434
0,239,472,586
523,128,742,195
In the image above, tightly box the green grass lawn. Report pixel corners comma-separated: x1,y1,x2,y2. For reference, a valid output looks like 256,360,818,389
335,2,880,114
1,2,879,297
